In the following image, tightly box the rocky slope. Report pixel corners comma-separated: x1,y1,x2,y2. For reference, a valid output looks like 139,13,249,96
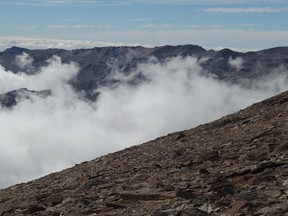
0,90,287,215
0,45,288,107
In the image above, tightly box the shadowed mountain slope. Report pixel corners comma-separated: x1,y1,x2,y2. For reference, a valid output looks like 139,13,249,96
0,90,287,215
1,45,288,83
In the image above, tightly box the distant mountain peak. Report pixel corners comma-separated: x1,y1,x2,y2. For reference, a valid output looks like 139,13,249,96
3,46,28,54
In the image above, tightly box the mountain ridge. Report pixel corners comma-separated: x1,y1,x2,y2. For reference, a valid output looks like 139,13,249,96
1,45,288,83
1,45,288,108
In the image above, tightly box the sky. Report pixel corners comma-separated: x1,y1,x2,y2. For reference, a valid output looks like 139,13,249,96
0,0,287,50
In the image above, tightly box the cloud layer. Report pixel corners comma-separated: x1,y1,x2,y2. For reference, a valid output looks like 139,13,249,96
0,54,287,188
205,7,288,13
0,36,147,52
0,0,286,6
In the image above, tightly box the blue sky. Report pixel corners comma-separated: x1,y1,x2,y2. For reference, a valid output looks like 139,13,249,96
0,0,287,50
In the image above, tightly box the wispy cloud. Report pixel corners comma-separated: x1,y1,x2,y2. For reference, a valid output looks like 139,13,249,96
47,24,111,30
139,24,154,28
63,18,78,21
129,18,153,22
0,0,286,6
97,24,112,28
238,23,256,27
47,24,68,30
0,0,102,6
139,23,199,29
161,24,198,28
72,24,95,29
120,0,288,5
205,7,288,13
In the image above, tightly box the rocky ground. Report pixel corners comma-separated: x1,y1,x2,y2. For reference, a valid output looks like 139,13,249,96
0,90,288,216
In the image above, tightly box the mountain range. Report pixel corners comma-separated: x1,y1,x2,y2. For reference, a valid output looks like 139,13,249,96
1,45,288,107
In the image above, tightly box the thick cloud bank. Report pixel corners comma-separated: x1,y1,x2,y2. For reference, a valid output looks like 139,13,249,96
0,55,287,188
0,36,150,52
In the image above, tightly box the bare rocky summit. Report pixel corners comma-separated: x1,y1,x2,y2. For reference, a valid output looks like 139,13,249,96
0,90,288,215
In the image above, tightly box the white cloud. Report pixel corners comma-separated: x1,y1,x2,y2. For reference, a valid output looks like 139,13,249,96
15,52,34,69
97,24,112,28
161,24,198,28
0,0,101,6
129,18,153,21
47,24,111,30
47,25,68,30
228,56,244,71
0,36,149,51
0,55,287,188
0,55,78,94
118,0,288,5
204,7,288,13
1,0,286,6
72,24,95,29
139,24,154,28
